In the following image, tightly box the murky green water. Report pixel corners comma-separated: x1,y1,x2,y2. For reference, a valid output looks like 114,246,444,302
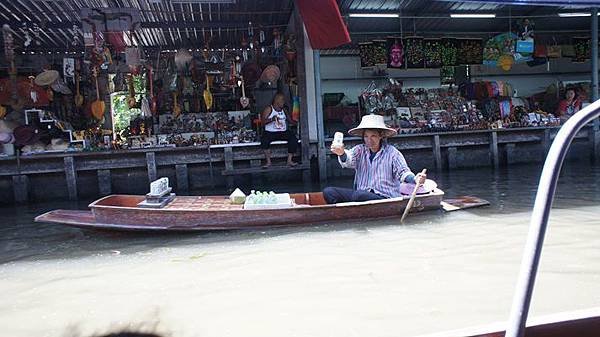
1,162,599,337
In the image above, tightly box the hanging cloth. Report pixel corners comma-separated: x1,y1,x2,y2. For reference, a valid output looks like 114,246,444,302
294,0,351,49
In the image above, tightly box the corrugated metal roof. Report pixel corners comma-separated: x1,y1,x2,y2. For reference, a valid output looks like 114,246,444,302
0,0,293,51
340,0,596,47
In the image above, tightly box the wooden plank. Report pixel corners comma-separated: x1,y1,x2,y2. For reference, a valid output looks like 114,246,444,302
64,156,78,200
175,164,189,192
432,135,442,171
12,175,28,203
447,147,458,169
223,147,234,189
97,169,111,196
146,152,157,182
222,164,310,176
490,131,499,169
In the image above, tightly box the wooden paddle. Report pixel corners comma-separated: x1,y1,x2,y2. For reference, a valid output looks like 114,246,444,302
400,169,427,223
91,68,105,120
239,77,249,108
203,74,213,110
74,69,83,108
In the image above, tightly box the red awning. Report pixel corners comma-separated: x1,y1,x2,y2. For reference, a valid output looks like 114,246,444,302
295,0,351,49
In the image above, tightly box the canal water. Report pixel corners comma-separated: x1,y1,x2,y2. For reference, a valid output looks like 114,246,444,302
1,162,599,337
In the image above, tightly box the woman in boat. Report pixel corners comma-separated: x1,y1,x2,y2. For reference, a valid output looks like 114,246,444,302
324,114,426,204
260,92,298,168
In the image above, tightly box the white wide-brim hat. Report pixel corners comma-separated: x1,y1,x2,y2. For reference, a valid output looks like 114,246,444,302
34,70,59,86
348,114,397,137
400,179,438,195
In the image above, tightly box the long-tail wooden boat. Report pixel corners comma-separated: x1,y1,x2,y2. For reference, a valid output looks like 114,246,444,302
34,188,489,232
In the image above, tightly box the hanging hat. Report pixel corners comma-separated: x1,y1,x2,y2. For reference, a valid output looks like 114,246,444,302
50,78,72,95
259,65,281,83
0,132,14,144
241,62,260,86
400,179,438,195
174,49,193,70
13,125,41,147
34,70,59,86
498,54,514,71
348,114,397,137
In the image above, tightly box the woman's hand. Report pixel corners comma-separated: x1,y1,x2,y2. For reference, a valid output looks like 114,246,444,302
415,172,427,185
330,145,345,156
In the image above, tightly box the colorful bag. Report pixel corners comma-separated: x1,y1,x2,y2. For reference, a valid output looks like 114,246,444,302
534,44,547,58
516,38,534,54
547,45,561,58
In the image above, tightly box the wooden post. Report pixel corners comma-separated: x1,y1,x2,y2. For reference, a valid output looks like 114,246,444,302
447,147,458,169
294,7,313,186
97,169,111,196
490,131,499,169
432,135,442,171
543,128,551,153
250,159,264,187
506,143,516,165
224,147,234,189
146,152,157,182
64,156,77,200
176,164,189,192
12,175,28,203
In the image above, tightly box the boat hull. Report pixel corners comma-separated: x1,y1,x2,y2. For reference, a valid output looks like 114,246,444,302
35,190,444,232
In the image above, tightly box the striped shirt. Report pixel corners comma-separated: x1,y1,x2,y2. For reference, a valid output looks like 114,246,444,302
338,143,414,198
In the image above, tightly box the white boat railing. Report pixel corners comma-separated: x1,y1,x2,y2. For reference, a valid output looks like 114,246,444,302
505,99,600,337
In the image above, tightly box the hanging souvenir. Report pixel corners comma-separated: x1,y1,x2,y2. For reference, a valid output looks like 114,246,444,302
457,38,483,65
404,37,425,69
32,23,41,46
239,77,249,108
359,42,375,68
28,76,38,104
441,38,457,67
273,28,282,54
71,24,81,46
386,38,404,69
91,68,105,120
424,39,442,69
21,22,32,47
203,75,213,110
372,40,387,65
63,58,75,81
572,37,590,63
259,27,266,44
248,21,254,39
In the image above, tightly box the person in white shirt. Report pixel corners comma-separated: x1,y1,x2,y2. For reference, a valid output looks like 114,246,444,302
260,93,298,168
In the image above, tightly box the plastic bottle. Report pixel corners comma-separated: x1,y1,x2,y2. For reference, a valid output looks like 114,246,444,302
332,132,344,148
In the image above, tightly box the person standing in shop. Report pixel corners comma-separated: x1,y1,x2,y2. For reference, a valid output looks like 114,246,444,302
556,88,582,122
260,92,298,168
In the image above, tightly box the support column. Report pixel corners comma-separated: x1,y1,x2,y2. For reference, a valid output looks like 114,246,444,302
294,8,313,186
146,152,157,182
313,50,327,185
432,135,442,171
224,147,234,189
592,8,600,160
490,131,499,169
64,156,77,200
176,164,189,192
97,169,111,196
447,147,458,169
12,175,28,203
506,143,516,165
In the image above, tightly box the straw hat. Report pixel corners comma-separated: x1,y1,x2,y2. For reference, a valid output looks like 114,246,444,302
34,70,59,86
0,132,14,144
13,125,41,146
348,114,397,137
400,179,438,195
259,65,281,83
